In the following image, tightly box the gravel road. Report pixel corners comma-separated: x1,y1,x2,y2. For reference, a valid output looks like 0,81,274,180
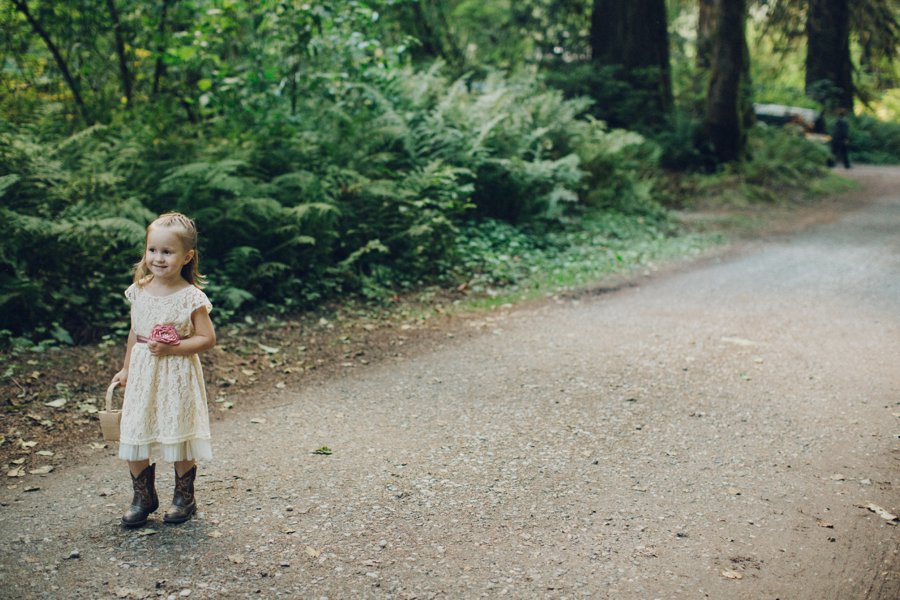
1,167,898,600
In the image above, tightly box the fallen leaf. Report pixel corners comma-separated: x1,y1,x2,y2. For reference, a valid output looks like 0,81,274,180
726,487,742,495
135,529,158,536
817,520,834,528
275,382,286,389
228,554,244,564
36,450,54,457
28,465,54,475
304,546,321,558
6,467,25,478
44,398,67,408
312,446,332,456
721,569,743,580
829,474,846,481
258,344,280,354
89,442,108,450
283,527,296,534
208,531,222,538
241,369,256,376
20,440,38,449
11,458,26,465
865,503,899,523
250,418,266,424
24,486,40,492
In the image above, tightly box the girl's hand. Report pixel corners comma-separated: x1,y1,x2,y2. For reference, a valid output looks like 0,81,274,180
147,340,173,357
113,369,128,388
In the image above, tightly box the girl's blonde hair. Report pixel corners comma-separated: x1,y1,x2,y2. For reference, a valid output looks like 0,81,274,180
133,212,206,288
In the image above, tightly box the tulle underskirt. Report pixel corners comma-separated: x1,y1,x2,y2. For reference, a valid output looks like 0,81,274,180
118,438,212,462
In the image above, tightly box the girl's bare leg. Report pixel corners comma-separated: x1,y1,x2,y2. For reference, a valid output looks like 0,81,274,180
175,460,196,477
127,459,150,477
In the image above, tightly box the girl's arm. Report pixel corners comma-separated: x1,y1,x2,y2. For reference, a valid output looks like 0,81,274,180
113,329,137,386
147,306,216,357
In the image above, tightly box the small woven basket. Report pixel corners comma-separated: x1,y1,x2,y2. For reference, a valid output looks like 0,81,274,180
99,381,122,442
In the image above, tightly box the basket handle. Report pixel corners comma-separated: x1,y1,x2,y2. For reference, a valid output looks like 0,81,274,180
105,381,121,411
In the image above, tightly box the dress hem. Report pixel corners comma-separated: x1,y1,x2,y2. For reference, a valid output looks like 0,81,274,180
118,438,212,462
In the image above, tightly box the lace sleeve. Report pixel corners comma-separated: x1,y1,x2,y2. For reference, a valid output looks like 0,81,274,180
124,283,138,304
188,287,213,315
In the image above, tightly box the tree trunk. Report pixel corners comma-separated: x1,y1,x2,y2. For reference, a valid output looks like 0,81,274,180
704,0,749,164
591,0,672,115
152,0,172,97
696,0,716,70
10,0,91,123
106,0,132,107
806,0,853,111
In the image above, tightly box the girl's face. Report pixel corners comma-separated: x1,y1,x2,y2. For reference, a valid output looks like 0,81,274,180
144,225,194,285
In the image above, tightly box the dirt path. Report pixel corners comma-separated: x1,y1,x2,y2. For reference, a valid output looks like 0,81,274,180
2,167,899,599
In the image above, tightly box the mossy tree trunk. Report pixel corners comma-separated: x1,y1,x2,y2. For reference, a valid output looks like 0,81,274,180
590,0,672,117
806,0,854,111
703,0,749,164
696,0,716,71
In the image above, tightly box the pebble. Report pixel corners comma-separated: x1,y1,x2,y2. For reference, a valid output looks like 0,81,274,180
67,550,80,560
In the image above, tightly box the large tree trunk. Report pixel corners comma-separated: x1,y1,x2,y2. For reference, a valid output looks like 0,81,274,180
704,0,749,164
696,0,717,71
806,0,853,111
590,0,672,115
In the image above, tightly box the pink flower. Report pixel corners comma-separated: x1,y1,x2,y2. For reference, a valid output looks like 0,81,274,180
150,324,181,345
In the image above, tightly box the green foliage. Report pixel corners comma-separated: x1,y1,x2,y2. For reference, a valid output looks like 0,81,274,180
0,126,152,342
741,125,832,197
451,209,713,303
3,0,871,350
544,63,672,134
1,54,665,344
843,114,900,164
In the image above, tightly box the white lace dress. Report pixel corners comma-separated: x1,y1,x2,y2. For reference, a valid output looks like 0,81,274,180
118,283,213,462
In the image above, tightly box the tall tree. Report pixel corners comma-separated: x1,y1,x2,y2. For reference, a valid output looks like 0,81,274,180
806,0,853,110
590,0,672,116
704,0,749,163
696,0,716,71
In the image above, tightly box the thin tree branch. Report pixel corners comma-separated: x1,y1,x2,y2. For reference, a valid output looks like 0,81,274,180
10,0,92,123
106,0,132,106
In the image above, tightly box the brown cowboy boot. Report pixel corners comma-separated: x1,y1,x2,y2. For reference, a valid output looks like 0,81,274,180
163,465,197,524
121,463,159,528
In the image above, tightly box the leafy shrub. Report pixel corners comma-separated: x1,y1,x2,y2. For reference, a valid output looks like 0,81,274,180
742,125,831,192
0,127,152,343
844,114,900,164
2,61,667,345
544,63,671,134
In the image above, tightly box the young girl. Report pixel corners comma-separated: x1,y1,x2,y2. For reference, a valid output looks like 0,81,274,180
112,212,216,527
